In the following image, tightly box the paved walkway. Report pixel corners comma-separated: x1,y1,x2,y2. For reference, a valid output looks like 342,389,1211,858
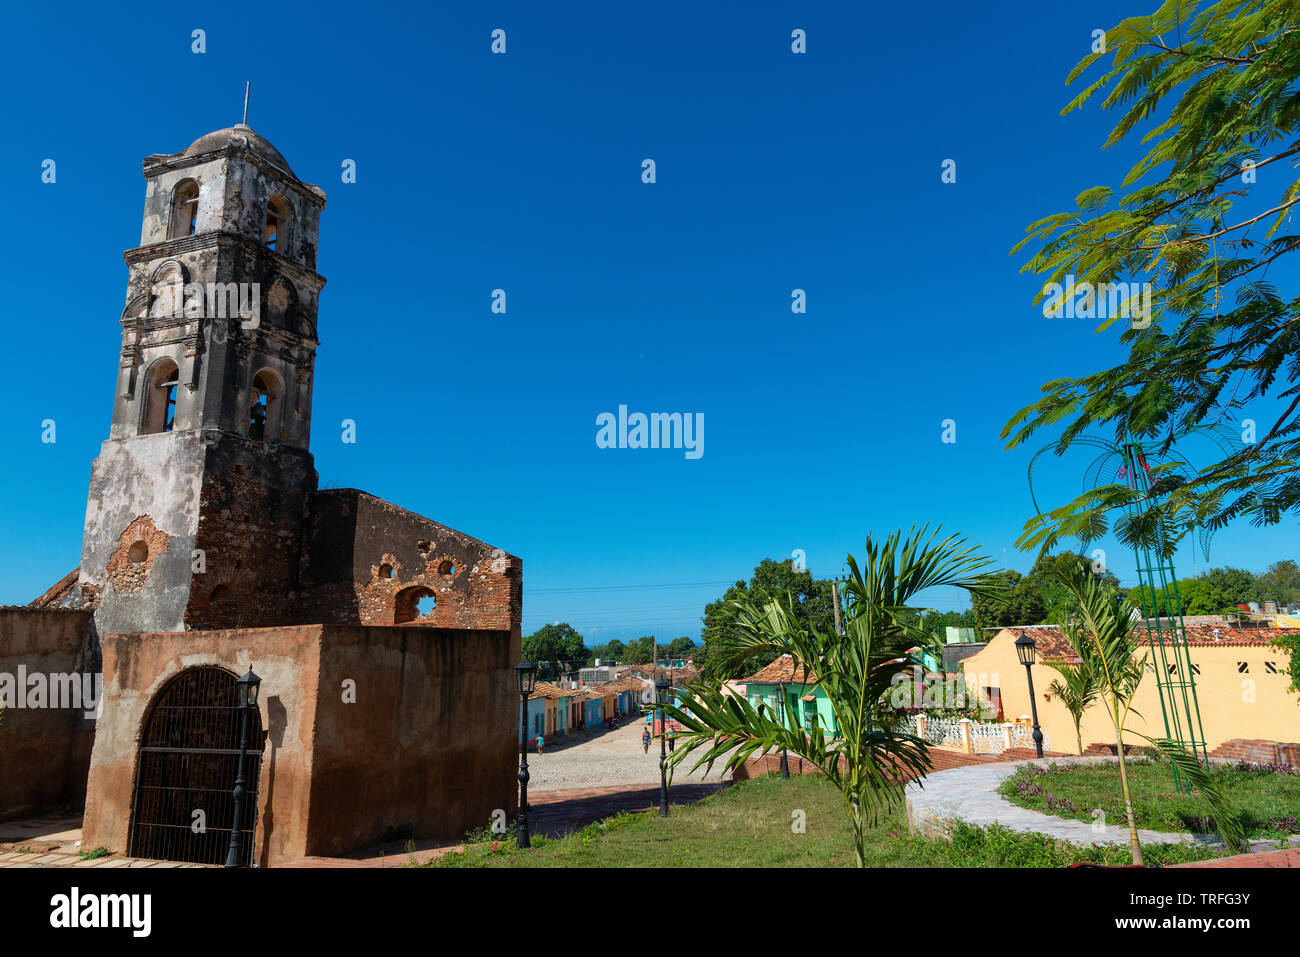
524,718,729,789
906,756,1300,855
0,813,210,868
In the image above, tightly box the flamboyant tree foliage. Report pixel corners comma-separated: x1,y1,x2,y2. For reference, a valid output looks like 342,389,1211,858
1007,0,1300,556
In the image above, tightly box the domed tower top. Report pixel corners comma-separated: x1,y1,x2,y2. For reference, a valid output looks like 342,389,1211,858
111,122,329,451
138,122,326,269
182,123,295,176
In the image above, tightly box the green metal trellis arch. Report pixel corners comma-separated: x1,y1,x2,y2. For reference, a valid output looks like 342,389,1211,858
1026,426,1244,790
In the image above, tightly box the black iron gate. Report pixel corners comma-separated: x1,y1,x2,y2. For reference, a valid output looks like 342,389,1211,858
128,666,263,866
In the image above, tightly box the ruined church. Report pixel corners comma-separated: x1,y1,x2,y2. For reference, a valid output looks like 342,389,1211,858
1,124,522,865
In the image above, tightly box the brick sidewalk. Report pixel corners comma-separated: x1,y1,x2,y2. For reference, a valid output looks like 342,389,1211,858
1170,847,1300,868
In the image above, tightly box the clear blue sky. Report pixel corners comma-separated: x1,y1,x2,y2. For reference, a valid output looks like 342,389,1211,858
1,1,1294,643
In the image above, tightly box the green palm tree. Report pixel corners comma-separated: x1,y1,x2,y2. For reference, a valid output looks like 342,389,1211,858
1044,657,1100,755
660,527,1006,867
1048,560,1247,862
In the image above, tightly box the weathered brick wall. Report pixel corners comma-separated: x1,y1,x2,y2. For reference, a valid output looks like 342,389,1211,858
298,489,521,632
184,439,316,630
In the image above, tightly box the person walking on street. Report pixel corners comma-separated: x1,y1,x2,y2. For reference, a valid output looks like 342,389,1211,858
536,734,544,755
642,726,651,754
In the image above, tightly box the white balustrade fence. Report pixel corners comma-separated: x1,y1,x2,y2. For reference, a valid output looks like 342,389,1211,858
897,713,1044,755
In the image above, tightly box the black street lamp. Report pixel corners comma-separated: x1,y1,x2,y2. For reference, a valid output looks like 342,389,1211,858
1014,633,1045,759
776,681,789,779
516,659,537,849
656,677,671,817
224,668,261,868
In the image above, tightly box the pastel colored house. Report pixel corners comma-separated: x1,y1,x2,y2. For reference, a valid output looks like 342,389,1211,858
519,682,575,742
959,624,1300,754
592,677,639,715
583,691,604,729
742,655,840,736
520,691,547,745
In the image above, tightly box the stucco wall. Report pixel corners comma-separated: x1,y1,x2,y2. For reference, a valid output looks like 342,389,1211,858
81,622,519,865
81,625,322,865
960,629,1300,754
307,625,517,857
0,607,95,819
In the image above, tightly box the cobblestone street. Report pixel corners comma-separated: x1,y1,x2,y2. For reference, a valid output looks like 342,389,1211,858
525,717,731,789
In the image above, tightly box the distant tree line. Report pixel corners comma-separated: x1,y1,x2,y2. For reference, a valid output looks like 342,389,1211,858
520,623,696,678
693,554,1298,682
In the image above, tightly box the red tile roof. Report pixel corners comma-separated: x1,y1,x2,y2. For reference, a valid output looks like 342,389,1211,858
529,681,576,700
992,623,1300,663
742,654,818,685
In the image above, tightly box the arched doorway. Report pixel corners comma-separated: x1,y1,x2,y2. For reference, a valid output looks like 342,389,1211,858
128,666,264,865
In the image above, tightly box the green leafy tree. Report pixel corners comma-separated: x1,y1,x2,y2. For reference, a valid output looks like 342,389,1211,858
523,623,590,676
1198,567,1259,607
972,570,1045,632
592,638,626,662
1131,577,1235,617
666,636,696,657
698,559,836,681
970,553,1118,631
664,527,1006,866
1260,559,1300,605
1029,552,1122,621
1005,1,1300,555
624,636,656,664
1171,578,1232,615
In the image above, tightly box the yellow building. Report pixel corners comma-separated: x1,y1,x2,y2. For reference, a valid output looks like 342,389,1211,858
959,624,1300,754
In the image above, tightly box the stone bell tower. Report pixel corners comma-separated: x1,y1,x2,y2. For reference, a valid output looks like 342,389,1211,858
71,124,328,640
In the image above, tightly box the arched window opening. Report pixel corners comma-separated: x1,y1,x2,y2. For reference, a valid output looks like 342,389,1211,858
438,560,457,577
395,586,437,624
142,359,180,435
169,180,199,239
128,541,149,563
264,195,292,252
248,370,282,442
378,563,393,579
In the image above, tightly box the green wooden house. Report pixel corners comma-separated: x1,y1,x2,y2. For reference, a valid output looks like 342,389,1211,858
741,655,839,735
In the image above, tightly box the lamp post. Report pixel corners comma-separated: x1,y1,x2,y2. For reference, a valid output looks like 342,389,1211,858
656,677,670,816
516,659,537,849
223,668,261,868
776,681,789,779
1015,633,1045,758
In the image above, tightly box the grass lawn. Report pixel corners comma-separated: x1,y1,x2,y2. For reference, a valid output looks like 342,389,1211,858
999,758,1300,840
426,773,1220,868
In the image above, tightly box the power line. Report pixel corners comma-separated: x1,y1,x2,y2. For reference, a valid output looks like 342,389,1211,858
527,580,737,595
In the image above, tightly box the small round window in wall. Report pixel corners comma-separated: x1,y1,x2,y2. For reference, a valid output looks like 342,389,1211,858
438,560,456,577
128,541,149,563
379,563,393,579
